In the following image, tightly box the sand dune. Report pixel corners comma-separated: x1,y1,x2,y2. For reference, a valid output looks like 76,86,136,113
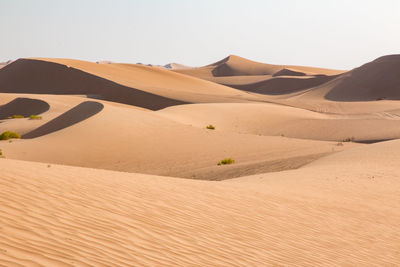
0,138,399,265
175,55,345,96
323,54,400,101
272,67,306,77
177,55,344,78
224,75,337,95
1,53,400,266
253,55,400,114
0,58,258,110
0,94,345,179
158,102,400,142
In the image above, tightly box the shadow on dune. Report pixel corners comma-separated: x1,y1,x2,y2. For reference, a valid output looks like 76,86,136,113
325,55,400,101
0,59,188,110
272,68,306,77
224,75,337,95
23,101,103,139
0,97,50,119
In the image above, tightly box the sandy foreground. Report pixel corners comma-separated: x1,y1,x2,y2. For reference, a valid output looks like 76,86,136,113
0,55,400,266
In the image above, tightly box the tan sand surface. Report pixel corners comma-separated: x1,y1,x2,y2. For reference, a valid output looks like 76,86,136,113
157,102,400,142
0,138,399,265
0,54,400,266
0,94,343,179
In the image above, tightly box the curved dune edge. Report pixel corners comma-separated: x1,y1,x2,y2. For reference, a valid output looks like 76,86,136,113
224,75,337,95
176,54,345,80
23,101,104,139
0,59,189,110
272,68,307,77
0,97,50,119
293,54,400,102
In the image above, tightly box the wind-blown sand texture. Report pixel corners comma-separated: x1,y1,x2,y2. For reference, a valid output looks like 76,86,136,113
0,54,400,266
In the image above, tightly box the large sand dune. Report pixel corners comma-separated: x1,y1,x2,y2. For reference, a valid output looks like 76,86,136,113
177,55,344,78
0,58,258,110
0,138,399,265
318,54,400,101
1,53,400,265
1,94,343,179
175,55,345,96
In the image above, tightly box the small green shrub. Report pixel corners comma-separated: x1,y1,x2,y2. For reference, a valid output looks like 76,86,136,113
217,158,235,166
206,124,215,130
29,115,42,120
11,115,24,118
0,131,21,140
0,149,2,156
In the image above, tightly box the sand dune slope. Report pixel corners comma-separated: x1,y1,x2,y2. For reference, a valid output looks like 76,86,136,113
286,54,400,102
0,94,342,179
225,75,337,95
0,138,399,265
158,102,400,142
254,55,400,114
0,58,257,110
175,55,345,95
176,55,344,79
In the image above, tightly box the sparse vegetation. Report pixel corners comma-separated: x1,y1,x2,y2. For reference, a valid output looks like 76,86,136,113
206,124,215,130
29,115,42,120
217,158,235,166
342,137,355,142
11,115,24,118
336,142,344,146
0,131,21,140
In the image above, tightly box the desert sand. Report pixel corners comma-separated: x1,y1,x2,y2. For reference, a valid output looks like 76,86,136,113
0,54,400,266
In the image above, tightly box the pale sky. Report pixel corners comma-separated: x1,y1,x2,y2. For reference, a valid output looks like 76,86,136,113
1,0,399,69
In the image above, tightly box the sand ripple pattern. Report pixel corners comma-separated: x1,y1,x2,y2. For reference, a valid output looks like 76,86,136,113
0,159,399,266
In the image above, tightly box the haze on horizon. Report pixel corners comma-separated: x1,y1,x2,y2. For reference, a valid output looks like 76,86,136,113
1,0,399,69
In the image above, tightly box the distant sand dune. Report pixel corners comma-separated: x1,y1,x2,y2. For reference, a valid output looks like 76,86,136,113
0,59,188,110
175,55,345,95
323,54,400,101
272,68,307,77
176,54,345,78
225,75,337,95
0,97,50,119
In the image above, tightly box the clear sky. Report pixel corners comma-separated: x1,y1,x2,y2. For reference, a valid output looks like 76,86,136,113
1,0,399,69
